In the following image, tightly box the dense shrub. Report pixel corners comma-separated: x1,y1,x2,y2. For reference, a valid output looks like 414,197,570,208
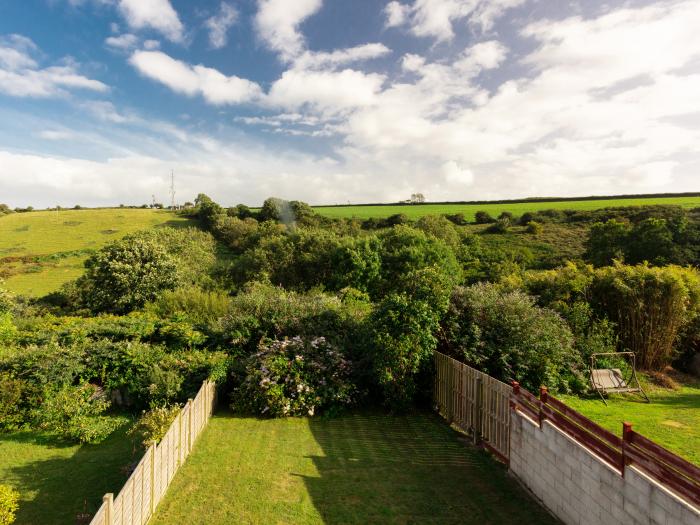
77,237,178,314
474,211,495,224
590,264,700,369
232,337,355,417
526,221,543,235
485,217,510,234
221,282,370,357
33,384,127,443
128,405,180,448
376,225,461,298
440,283,579,392
369,293,442,409
0,484,19,525
0,373,27,431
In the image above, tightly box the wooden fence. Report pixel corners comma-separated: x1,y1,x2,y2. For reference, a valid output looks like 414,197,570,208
90,380,217,525
434,351,511,461
511,383,700,509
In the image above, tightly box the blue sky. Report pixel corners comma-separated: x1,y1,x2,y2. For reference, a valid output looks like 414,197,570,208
0,0,699,207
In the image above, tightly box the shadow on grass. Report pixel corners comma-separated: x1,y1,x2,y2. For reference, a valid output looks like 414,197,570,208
300,410,557,524
1,424,135,525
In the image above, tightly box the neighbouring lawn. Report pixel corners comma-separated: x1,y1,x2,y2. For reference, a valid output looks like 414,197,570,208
560,375,700,466
151,411,557,525
0,420,135,525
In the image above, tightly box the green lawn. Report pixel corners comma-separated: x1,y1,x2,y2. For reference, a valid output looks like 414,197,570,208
151,411,556,525
560,375,700,466
0,209,193,296
0,421,134,525
313,196,700,220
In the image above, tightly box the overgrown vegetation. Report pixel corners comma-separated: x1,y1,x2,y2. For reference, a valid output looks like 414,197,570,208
2,194,700,520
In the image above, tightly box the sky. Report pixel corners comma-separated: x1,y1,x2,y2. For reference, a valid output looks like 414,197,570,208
0,0,699,208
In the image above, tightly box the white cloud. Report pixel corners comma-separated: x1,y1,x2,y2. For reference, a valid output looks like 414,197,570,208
385,0,526,41
267,68,385,114
38,130,75,141
117,0,184,43
344,0,700,199
384,2,410,28
205,2,238,49
442,161,474,186
255,0,322,62
294,43,392,70
129,50,262,105
143,40,160,50
105,33,139,51
0,35,108,98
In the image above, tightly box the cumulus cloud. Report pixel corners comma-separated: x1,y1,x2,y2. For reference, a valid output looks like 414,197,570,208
0,34,108,98
294,43,392,70
129,50,262,105
117,0,184,43
385,0,526,40
267,68,385,114
105,33,139,51
254,0,322,62
205,2,238,49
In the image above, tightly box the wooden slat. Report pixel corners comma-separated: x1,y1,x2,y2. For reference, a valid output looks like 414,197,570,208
90,380,216,525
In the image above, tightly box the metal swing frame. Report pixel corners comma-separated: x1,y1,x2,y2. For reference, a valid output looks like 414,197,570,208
589,352,649,405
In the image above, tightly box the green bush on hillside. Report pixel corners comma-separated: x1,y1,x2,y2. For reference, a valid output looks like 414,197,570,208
77,237,178,314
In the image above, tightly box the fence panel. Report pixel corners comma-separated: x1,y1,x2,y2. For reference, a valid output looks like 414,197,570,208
434,352,512,461
90,380,216,525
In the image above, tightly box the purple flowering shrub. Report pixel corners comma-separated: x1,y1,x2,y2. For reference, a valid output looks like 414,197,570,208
232,336,355,417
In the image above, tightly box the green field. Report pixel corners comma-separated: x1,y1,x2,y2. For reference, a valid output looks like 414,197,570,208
0,421,133,525
151,412,556,525
561,375,700,466
0,209,192,296
313,196,700,220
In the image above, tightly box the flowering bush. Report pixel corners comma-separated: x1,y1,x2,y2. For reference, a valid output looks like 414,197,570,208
232,337,355,417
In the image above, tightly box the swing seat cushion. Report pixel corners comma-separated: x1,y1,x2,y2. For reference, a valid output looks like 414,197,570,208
591,368,628,391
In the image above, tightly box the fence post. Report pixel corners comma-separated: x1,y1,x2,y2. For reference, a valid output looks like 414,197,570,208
622,422,633,477
538,386,548,427
103,493,113,525
474,375,483,445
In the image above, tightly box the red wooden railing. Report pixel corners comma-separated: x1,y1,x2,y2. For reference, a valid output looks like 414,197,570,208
510,383,700,508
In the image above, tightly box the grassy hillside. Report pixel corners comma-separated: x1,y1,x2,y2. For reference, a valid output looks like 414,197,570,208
313,195,700,220
0,209,193,296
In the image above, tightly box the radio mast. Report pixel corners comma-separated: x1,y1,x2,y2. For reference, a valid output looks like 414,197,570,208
170,170,176,210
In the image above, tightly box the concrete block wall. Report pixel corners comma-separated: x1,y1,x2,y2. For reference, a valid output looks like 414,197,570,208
509,410,700,525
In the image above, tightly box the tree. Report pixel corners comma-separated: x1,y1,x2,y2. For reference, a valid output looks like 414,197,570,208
585,219,629,266
78,237,178,314
590,263,700,370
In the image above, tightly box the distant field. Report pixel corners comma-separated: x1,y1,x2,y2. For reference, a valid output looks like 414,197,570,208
313,196,700,220
0,209,193,296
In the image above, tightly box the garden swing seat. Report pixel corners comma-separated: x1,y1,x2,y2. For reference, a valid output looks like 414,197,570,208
590,352,649,405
